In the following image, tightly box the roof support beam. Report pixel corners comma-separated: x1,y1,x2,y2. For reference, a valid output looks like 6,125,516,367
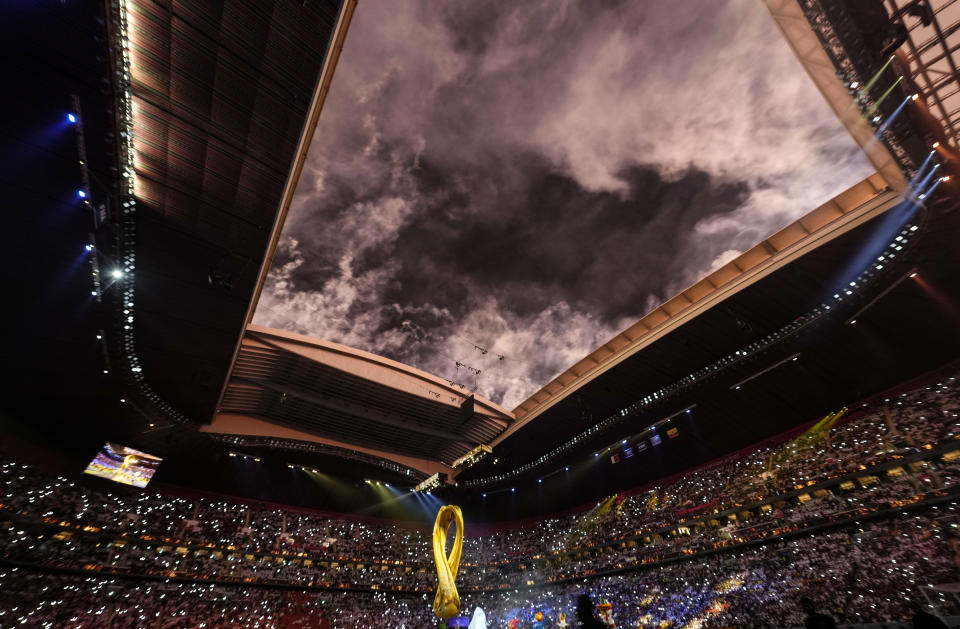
234,375,478,446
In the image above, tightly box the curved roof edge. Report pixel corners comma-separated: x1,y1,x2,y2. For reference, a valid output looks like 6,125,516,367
212,0,359,423
504,174,898,441
242,324,513,420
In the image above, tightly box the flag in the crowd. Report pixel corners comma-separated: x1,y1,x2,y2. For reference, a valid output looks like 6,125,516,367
624,447,634,458
610,453,621,464
651,434,662,446
636,440,648,452
667,427,679,439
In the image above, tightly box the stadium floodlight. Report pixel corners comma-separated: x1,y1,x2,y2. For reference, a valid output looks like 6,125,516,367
414,472,445,492
85,244,94,252
111,269,124,279
77,189,87,199
451,444,492,469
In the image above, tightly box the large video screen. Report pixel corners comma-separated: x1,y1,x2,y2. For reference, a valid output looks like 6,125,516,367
83,443,162,488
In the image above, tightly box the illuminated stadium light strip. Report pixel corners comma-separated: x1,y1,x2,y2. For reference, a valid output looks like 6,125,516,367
104,0,191,425
227,451,261,462
463,220,925,487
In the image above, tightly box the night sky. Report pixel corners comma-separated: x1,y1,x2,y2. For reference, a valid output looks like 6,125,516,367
253,0,874,409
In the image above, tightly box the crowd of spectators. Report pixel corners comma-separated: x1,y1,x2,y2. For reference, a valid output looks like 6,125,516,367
2,512,960,628
2,374,960,626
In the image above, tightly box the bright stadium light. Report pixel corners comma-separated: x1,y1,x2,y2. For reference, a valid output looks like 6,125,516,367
111,269,124,279
415,473,444,492
77,189,87,199
67,113,77,123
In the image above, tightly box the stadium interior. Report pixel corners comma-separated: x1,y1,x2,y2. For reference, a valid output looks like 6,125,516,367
3,0,960,627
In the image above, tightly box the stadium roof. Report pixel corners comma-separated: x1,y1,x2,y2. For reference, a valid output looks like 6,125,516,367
107,0,352,425
204,325,513,476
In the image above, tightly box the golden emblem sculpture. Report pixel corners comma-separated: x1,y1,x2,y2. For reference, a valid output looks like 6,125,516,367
432,504,464,620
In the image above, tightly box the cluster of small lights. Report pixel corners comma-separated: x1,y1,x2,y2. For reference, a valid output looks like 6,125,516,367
288,463,320,473
451,444,493,469
466,223,923,487
70,98,104,304
211,434,423,480
413,473,443,493
227,452,262,462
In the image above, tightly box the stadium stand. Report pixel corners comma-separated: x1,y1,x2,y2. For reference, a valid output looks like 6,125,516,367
3,373,960,627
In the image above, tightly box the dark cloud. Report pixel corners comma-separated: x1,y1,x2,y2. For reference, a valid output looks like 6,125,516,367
382,162,751,321
253,0,873,408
